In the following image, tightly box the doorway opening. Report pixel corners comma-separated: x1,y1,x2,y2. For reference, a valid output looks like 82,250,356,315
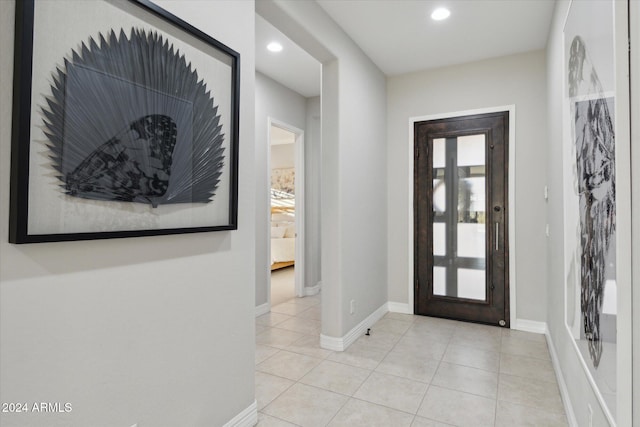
414,111,510,327
268,120,305,306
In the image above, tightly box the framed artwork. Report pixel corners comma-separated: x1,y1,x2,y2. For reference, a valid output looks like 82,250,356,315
9,0,240,243
563,0,616,421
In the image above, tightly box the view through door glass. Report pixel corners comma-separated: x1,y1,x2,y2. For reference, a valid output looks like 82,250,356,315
415,112,509,327
432,134,487,301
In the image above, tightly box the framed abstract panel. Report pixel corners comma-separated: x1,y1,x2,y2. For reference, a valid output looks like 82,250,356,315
9,0,240,243
563,0,616,421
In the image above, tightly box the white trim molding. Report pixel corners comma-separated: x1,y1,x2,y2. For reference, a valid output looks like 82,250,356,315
546,332,578,427
222,400,257,427
304,281,322,296
255,302,270,318
320,303,388,351
407,105,517,325
387,301,412,314
513,319,547,335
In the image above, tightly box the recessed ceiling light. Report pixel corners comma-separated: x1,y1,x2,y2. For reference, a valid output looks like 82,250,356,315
267,42,283,53
431,7,450,21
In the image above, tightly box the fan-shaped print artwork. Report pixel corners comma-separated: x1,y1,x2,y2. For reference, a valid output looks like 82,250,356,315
42,28,225,207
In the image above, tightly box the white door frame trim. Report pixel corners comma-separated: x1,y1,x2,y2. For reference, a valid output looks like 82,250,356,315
268,117,306,299
407,105,517,327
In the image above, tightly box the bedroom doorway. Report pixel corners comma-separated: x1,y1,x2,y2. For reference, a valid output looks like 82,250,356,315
269,119,305,305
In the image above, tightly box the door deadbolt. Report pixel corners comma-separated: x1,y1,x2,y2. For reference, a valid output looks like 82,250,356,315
493,206,501,212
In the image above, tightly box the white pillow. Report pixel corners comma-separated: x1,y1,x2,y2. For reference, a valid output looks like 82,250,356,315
284,224,296,238
271,227,286,238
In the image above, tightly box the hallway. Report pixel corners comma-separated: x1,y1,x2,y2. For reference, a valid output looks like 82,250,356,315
255,300,568,427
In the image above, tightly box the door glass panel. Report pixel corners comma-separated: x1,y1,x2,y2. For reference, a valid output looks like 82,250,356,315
432,135,487,302
457,268,486,300
457,134,485,166
457,224,485,258
433,223,446,256
433,138,446,168
433,267,446,296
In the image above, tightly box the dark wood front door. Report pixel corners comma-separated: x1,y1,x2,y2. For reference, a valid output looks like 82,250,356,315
414,111,509,327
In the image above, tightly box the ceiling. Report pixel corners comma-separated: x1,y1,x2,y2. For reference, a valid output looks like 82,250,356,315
255,13,321,98
255,0,555,97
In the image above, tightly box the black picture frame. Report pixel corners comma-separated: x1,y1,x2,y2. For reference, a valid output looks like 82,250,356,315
9,0,240,243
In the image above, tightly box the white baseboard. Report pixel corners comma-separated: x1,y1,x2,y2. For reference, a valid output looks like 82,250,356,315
320,303,388,351
223,400,257,427
255,302,270,317
513,319,548,334
545,332,578,427
387,302,412,314
304,281,321,296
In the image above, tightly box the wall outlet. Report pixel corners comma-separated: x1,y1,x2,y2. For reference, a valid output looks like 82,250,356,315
545,224,550,237
588,404,593,427
350,299,356,315
544,185,549,200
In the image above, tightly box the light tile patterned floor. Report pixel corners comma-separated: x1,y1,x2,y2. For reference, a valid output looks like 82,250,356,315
255,296,568,427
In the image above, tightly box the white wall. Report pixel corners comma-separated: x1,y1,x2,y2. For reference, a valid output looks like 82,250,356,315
387,50,548,323
545,1,634,425
271,143,295,169
257,0,388,339
0,1,256,426
255,72,307,307
631,4,640,422
305,96,322,296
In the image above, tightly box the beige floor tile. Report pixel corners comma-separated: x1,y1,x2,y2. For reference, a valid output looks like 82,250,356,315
257,328,306,349
263,383,348,427
501,328,547,343
499,353,556,383
256,412,299,427
454,322,503,339
275,317,322,335
384,312,417,322
295,305,322,320
498,373,565,414
256,344,281,365
271,267,295,307
501,336,551,360
285,334,333,359
271,302,312,316
449,332,501,352
256,371,295,410
375,348,440,383
257,350,323,381
327,342,388,370
353,329,402,352
393,336,449,361
328,398,414,426
411,416,454,427
371,318,413,335
417,385,496,427
442,344,500,372
257,312,293,327
495,400,568,426
256,324,269,336
431,361,498,398
288,295,321,307
353,371,428,414
403,323,455,344
300,360,371,395
412,316,459,331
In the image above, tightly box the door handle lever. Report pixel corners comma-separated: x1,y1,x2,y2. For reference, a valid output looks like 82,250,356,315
495,222,499,251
